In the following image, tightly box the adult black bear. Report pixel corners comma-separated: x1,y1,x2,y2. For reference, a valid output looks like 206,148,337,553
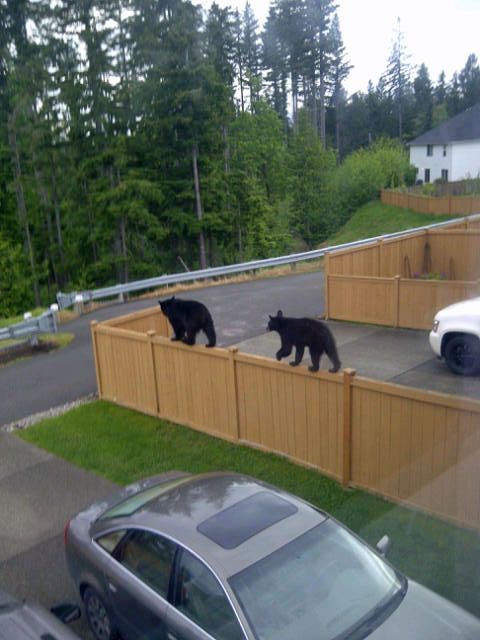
159,296,216,347
267,310,341,373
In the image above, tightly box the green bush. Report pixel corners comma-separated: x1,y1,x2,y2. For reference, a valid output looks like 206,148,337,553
331,138,413,226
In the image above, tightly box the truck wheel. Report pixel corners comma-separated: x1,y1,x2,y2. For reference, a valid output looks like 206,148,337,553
444,335,480,376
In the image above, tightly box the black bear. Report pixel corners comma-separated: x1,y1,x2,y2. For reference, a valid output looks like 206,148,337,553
159,296,216,347
267,310,341,373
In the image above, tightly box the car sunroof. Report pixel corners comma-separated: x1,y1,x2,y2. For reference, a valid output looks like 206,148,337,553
197,491,298,549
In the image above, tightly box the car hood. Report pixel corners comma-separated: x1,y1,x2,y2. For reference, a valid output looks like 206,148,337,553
368,580,480,639
435,297,480,320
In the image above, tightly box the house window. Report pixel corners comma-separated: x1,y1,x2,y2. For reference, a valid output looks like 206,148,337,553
427,144,433,156
424,168,430,183
441,169,448,181
443,145,447,157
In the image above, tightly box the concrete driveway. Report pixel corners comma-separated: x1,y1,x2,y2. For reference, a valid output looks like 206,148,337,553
0,433,117,638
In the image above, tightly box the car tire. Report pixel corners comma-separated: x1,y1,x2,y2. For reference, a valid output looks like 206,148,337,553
83,586,117,640
444,335,480,376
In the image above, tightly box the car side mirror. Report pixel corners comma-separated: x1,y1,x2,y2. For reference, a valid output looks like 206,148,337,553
376,535,391,557
50,603,81,624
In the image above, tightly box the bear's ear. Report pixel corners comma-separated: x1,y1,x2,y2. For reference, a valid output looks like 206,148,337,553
268,315,273,320
277,310,283,317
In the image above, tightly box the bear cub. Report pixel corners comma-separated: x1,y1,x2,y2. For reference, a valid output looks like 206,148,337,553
159,296,216,347
267,310,341,373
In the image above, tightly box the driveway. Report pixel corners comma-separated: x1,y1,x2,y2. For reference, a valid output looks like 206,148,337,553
0,433,117,639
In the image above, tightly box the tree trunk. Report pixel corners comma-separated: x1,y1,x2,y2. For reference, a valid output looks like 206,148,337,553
7,114,41,306
192,144,207,269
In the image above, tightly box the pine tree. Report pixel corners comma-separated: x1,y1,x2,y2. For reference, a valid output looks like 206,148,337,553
459,54,480,111
381,17,412,140
413,63,433,136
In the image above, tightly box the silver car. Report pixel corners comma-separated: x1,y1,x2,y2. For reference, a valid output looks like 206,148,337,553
64,471,480,640
0,586,81,640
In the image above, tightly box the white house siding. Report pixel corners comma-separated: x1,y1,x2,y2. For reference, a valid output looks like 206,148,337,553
409,144,452,182
410,139,480,182
450,139,480,180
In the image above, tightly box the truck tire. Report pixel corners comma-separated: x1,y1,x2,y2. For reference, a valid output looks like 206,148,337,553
444,335,480,376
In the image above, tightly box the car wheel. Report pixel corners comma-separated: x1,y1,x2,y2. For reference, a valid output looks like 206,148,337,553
83,586,117,640
444,335,480,375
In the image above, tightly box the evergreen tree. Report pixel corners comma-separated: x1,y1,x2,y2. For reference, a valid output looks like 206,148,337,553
381,17,413,140
413,63,433,136
459,53,480,110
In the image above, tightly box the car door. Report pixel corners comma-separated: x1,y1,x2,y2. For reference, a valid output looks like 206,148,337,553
101,528,177,640
165,547,246,640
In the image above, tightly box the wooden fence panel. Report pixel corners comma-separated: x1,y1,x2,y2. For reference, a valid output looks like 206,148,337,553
152,338,238,441
397,279,479,329
381,233,426,277
428,231,480,281
328,244,381,277
381,190,480,215
93,325,158,414
105,306,170,337
351,378,480,530
327,276,397,325
235,353,344,480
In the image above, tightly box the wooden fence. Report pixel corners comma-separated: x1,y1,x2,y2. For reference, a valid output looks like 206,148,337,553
325,220,480,329
91,307,480,531
382,189,480,215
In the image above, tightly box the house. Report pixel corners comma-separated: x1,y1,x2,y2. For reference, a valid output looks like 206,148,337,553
408,102,480,183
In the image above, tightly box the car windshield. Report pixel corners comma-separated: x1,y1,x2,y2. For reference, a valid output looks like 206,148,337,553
229,519,405,640
98,478,188,520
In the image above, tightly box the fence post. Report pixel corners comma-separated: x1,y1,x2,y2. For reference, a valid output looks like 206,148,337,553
394,275,401,327
228,347,240,441
147,330,160,416
324,251,330,319
342,368,356,486
90,321,103,398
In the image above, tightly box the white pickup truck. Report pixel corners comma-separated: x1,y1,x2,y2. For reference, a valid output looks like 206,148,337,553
429,297,480,375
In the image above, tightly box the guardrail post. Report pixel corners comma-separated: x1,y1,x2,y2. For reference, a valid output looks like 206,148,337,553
342,368,356,486
74,294,84,315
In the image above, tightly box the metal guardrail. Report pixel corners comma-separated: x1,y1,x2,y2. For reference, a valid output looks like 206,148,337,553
56,214,480,310
0,309,58,343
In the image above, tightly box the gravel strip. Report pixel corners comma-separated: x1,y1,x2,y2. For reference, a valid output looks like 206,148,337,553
1,393,98,433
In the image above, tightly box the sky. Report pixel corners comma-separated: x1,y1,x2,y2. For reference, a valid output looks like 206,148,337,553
198,0,480,96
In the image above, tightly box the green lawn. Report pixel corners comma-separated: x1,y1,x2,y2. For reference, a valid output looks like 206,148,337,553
0,307,47,328
18,400,480,618
327,201,462,246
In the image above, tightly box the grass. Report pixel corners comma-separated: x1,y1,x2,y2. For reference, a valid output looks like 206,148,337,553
0,307,47,328
327,201,462,246
18,400,480,618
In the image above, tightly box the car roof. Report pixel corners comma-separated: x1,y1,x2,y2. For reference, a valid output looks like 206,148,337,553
92,472,327,577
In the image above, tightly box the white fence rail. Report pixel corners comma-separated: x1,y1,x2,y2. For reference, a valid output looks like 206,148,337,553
55,214,480,310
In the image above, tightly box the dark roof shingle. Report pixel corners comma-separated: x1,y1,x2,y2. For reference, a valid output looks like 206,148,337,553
409,103,480,145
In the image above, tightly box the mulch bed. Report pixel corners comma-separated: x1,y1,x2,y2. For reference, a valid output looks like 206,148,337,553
0,340,58,365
